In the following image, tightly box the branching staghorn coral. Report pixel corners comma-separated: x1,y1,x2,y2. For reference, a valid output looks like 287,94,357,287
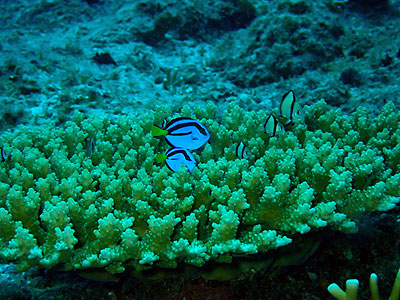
328,268,400,300
0,98,398,276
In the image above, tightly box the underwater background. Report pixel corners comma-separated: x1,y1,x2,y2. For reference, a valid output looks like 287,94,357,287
0,0,399,299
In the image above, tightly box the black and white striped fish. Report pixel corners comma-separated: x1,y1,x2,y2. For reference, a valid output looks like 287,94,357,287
264,114,284,137
235,141,251,159
0,147,9,162
86,135,96,154
279,90,303,126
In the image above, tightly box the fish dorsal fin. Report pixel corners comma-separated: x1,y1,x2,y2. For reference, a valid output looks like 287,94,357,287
164,117,192,130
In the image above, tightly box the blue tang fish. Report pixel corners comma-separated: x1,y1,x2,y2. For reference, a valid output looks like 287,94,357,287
156,147,196,172
279,90,303,126
152,117,210,150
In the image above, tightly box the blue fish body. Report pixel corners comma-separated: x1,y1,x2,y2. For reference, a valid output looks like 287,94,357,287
153,117,210,150
161,148,196,172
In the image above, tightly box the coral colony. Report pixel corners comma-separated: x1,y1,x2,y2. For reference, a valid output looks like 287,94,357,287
0,92,398,284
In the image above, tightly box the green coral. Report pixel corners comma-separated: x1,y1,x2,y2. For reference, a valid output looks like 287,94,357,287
328,268,400,300
0,99,398,275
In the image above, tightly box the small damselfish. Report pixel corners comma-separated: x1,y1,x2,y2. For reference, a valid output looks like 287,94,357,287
0,147,9,162
86,135,96,154
264,114,284,137
279,90,303,126
235,141,251,159
152,117,210,150
156,147,196,172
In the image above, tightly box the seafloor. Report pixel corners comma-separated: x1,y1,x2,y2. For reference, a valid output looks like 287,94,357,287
0,0,399,299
